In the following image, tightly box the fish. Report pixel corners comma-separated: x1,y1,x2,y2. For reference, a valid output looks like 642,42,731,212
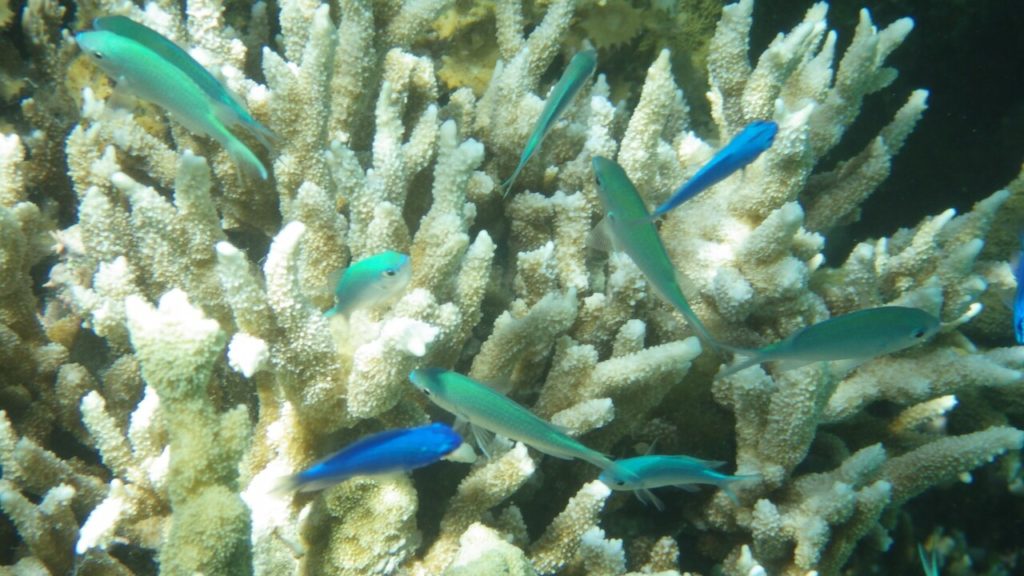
272,423,463,493
598,454,758,510
502,49,597,196
92,16,278,151
717,306,940,379
650,120,778,218
918,543,939,576
1013,233,1024,344
590,156,723,348
75,29,269,180
408,368,616,470
324,251,412,318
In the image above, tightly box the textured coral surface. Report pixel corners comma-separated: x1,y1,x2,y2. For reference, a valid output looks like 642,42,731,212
0,0,1022,575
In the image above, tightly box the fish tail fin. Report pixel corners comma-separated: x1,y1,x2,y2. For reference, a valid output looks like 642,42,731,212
714,349,765,379
720,484,740,504
244,119,282,153
226,136,269,180
720,472,761,503
268,473,302,496
500,165,524,197
212,99,281,153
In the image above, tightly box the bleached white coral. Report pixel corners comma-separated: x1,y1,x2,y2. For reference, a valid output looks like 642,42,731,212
1,0,1021,574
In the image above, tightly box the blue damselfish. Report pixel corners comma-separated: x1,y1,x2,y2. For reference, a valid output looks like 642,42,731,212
325,251,412,318
599,454,758,510
273,423,462,493
651,120,777,218
1013,234,1024,344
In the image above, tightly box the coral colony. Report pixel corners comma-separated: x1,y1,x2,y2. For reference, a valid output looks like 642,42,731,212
0,0,1022,575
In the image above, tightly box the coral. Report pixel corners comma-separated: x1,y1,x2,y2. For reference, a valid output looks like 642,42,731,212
0,0,1021,574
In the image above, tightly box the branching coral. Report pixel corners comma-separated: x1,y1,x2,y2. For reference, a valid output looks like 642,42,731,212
0,0,1021,574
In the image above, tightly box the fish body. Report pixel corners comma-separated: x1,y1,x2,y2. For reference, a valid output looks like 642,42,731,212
503,49,597,195
598,454,756,509
718,306,940,378
274,423,462,493
93,15,278,151
409,368,615,469
1014,234,1024,344
325,251,412,318
591,156,721,347
75,29,268,179
651,120,778,218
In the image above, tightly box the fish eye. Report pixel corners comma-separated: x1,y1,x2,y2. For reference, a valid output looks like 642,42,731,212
615,480,625,487
92,51,104,60
383,268,397,277
420,388,431,396
912,328,926,338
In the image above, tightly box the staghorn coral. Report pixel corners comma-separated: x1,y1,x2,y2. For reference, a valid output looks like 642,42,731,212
0,0,1021,574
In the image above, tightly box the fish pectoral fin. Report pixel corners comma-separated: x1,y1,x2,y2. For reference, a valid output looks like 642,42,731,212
107,82,140,113
586,216,615,252
635,488,665,511
469,424,495,459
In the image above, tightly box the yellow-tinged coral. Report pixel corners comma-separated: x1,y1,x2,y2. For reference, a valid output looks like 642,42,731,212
3,0,1023,573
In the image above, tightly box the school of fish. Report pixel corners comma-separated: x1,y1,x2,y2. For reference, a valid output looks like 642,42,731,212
75,18,948,508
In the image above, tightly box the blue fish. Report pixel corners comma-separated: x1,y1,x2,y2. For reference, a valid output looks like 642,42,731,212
1014,234,1024,344
598,454,757,510
650,120,778,218
272,423,463,493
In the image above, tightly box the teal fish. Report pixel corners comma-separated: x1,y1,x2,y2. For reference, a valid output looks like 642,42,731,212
598,454,757,510
502,49,597,196
591,156,722,347
918,543,939,576
93,16,278,151
408,368,616,470
75,29,269,180
718,306,940,378
325,251,412,318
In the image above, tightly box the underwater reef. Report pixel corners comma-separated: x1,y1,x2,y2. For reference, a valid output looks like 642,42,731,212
1,0,1022,574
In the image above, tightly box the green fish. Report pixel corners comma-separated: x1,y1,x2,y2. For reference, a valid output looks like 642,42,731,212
408,368,616,470
717,306,940,378
76,29,269,180
918,543,940,576
93,16,278,151
590,156,722,347
598,454,758,510
502,49,597,196
325,251,412,318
